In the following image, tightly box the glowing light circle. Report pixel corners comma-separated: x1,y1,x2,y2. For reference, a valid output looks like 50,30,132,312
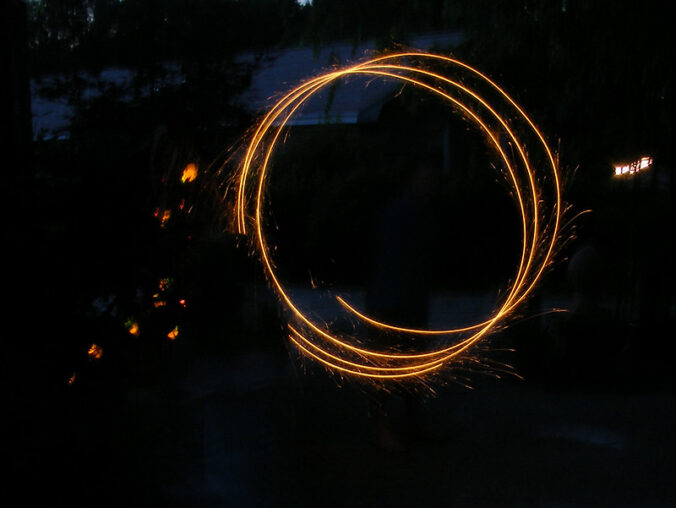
235,53,561,381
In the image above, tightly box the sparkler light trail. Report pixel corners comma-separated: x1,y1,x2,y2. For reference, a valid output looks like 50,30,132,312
234,52,562,381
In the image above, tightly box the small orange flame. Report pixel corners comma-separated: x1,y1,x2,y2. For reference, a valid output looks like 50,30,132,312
160,209,171,228
128,322,140,336
88,344,103,360
167,326,179,340
181,163,198,183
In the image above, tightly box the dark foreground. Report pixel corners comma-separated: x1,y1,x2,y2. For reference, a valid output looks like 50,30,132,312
12,334,676,508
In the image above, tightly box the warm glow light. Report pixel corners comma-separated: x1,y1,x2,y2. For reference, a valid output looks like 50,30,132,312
234,52,562,381
160,209,171,227
181,163,198,183
88,343,103,360
167,326,179,340
125,318,140,336
68,373,77,385
614,156,652,177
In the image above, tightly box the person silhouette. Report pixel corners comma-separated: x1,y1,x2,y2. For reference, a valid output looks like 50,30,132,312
364,156,440,450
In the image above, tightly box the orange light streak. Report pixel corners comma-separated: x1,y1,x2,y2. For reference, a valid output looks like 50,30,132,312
249,74,517,358
234,52,562,380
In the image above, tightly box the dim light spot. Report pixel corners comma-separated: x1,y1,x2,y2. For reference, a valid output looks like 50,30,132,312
88,343,103,360
68,372,77,385
127,321,140,336
160,209,171,228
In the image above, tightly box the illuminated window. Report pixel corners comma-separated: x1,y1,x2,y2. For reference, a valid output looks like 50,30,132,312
614,156,652,177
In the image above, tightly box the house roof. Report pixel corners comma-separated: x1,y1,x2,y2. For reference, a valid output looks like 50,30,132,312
30,31,465,139
241,31,465,125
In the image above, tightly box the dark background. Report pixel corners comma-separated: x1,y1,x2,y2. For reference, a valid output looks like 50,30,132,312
6,1,675,506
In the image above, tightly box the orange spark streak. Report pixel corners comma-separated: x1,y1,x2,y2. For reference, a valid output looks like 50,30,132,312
251,72,522,359
234,52,562,380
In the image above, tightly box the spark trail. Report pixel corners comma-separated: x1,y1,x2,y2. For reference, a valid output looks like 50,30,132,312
234,52,562,381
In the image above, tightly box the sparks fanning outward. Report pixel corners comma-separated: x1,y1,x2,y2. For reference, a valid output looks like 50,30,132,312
233,52,562,382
